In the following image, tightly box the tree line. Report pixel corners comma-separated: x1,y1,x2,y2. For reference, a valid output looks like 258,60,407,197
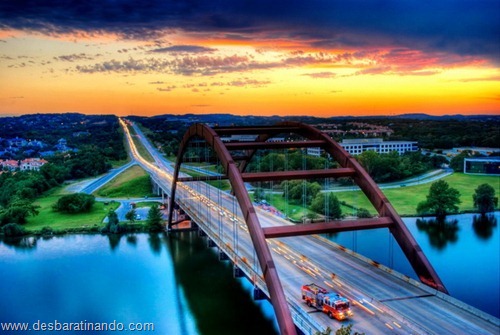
0,114,127,227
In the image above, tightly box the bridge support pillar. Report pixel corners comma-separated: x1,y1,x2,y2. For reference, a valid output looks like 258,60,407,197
253,286,266,301
207,239,216,248
162,192,167,207
218,249,229,261
152,181,160,196
233,265,244,278
198,229,207,237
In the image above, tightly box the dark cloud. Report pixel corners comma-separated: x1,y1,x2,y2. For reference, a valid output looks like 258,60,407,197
302,72,336,79
458,76,500,83
150,45,216,53
228,79,271,87
54,53,98,62
157,85,176,92
73,54,279,76
0,1,498,62
355,66,392,76
76,58,163,73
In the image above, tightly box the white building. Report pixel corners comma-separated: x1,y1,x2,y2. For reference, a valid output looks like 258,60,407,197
307,138,418,157
340,138,417,155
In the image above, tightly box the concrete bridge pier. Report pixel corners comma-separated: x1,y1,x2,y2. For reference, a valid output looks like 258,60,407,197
233,265,244,278
152,180,162,196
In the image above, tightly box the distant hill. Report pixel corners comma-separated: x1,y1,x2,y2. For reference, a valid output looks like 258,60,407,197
392,113,500,121
140,112,500,123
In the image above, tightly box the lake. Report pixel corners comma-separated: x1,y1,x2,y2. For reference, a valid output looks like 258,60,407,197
0,232,278,334
325,212,500,318
0,212,498,334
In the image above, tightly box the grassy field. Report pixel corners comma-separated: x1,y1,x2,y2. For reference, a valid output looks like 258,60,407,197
25,187,119,232
250,173,499,219
95,165,155,198
334,173,499,216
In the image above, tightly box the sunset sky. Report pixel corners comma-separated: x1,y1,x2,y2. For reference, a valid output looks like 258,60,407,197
0,1,499,117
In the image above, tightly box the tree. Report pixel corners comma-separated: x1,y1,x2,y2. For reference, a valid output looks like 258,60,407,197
356,208,372,218
0,199,40,225
125,208,137,223
473,184,497,216
449,151,471,172
53,193,95,213
103,209,121,233
311,193,342,220
334,324,365,335
417,180,461,223
253,187,266,203
1,223,27,236
147,204,163,231
282,180,322,206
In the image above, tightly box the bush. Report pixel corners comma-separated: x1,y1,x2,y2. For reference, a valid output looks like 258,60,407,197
53,193,95,213
1,223,27,237
40,226,54,235
357,208,372,218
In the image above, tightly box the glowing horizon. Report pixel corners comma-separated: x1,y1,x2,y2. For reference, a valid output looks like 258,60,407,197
0,1,498,117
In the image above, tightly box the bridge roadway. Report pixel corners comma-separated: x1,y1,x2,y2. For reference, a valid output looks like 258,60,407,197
122,119,500,335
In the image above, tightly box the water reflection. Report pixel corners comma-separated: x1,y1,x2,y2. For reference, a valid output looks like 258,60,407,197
1,236,38,251
126,234,138,246
472,214,498,240
0,233,279,334
416,218,459,250
148,232,163,255
106,233,123,251
167,232,278,335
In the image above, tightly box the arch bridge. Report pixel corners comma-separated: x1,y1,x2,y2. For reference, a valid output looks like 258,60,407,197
167,121,447,335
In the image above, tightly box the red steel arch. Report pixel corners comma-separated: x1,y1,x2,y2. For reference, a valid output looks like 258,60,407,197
168,122,447,335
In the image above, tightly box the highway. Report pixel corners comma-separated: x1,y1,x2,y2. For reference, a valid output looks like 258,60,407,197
121,119,499,335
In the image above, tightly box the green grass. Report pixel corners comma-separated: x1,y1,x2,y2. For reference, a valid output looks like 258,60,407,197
250,192,316,221
334,173,500,216
25,190,119,231
251,173,499,219
95,165,155,198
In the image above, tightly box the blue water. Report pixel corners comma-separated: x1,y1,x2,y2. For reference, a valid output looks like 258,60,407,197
325,212,500,318
0,212,498,335
0,233,278,334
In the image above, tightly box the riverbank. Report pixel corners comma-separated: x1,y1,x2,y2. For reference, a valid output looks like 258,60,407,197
0,185,156,237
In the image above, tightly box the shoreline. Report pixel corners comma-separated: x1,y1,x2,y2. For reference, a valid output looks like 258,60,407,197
2,209,497,239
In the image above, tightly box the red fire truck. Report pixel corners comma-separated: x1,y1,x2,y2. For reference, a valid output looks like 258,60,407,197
301,283,353,321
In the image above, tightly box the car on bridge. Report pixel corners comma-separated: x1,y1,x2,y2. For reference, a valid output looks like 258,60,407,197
301,283,353,321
